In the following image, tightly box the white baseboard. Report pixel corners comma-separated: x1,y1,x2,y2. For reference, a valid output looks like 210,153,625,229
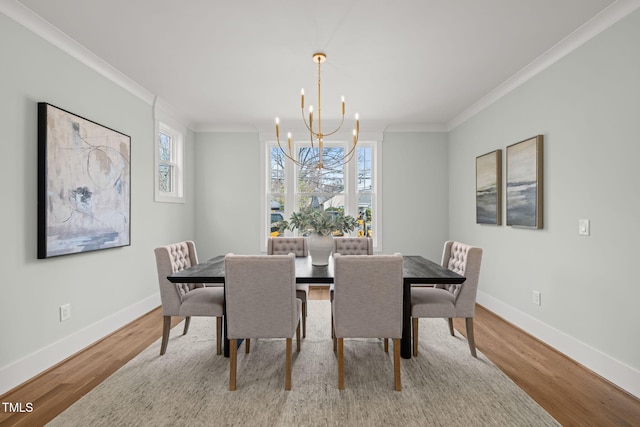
477,291,639,399
0,294,161,396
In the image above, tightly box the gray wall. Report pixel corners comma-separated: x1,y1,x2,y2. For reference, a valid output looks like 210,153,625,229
194,132,262,258
381,132,450,260
448,9,640,396
192,131,450,261
0,13,196,393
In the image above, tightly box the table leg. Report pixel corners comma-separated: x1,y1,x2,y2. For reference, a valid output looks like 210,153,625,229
401,280,412,359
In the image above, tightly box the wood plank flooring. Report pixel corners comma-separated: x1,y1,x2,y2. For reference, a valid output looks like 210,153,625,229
1,286,639,426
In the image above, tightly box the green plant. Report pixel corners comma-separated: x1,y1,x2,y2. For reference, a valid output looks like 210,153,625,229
277,208,358,236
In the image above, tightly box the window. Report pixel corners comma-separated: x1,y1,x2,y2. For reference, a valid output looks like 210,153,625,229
264,140,380,250
155,121,184,203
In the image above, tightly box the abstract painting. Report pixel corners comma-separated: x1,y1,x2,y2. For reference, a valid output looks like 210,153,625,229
38,103,131,258
476,149,502,225
506,135,543,229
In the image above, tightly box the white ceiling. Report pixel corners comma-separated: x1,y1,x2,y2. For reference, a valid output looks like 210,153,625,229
10,0,635,132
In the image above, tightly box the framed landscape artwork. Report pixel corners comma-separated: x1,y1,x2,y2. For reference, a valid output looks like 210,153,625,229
476,150,502,225
37,103,131,258
506,135,543,229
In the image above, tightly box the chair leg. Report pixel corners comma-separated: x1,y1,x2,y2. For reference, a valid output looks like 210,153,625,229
393,338,402,391
302,301,307,338
332,314,337,352
466,317,477,358
160,316,171,356
337,338,344,390
183,316,191,335
216,317,222,355
331,311,334,339
296,321,301,352
447,318,455,336
245,338,250,354
412,317,419,357
229,339,237,391
285,338,292,390
384,338,389,352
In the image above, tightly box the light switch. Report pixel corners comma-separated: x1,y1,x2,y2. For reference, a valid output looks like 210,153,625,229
578,219,590,236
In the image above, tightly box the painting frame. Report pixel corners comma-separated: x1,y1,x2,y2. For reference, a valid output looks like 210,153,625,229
506,135,543,229
476,149,502,225
37,103,131,258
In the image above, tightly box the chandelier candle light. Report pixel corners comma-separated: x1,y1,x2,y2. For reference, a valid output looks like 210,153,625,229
275,52,359,169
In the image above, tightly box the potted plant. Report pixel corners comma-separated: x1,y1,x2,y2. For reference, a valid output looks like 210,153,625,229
277,208,358,265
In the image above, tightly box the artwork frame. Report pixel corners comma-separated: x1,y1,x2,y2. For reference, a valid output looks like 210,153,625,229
506,135,543,229
37,103,131,258
476,149,502,225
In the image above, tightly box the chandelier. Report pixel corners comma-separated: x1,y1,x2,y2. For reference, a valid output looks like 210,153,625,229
275,52,359,169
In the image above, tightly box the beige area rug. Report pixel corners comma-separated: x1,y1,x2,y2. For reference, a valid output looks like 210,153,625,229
49,301,559,427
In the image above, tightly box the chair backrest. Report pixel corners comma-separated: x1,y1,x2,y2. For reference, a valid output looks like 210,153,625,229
267,237,308,257
333,237,373,255
332,254,403,339
440,241,483,317
154,241,199,316
224,254,298,339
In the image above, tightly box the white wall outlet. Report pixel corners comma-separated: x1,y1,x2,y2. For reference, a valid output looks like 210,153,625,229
532,291,541,306
60,304,71,322
578,219,590,236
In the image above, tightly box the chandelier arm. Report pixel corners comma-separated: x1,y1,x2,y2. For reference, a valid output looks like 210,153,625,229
276,135,306,167
319,134,359,167
342,138,359,162
321,115,346,137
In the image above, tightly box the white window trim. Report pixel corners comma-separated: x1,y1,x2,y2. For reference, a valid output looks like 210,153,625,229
260,139,381,252
154,112,185,203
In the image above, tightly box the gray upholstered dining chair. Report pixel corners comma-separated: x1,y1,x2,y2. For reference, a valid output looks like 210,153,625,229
332,253,404,391
267,237,309,338
330,236,373,338
333,236,373,255
411,241,483,357
154,241,224,356
224,254,302,391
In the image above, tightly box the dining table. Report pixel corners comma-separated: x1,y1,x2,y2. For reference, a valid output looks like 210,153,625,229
167,254,465,359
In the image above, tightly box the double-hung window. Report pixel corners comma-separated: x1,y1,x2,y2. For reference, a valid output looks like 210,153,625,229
155,120,184,203
264,140,380,250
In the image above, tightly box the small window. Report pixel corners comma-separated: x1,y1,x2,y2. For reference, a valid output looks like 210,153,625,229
155,121,184,203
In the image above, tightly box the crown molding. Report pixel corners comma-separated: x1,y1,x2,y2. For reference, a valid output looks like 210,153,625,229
1,0,191,130
1,0,157,105
446,0,640,131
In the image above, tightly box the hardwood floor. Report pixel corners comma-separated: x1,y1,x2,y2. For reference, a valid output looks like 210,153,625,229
1,286,639,426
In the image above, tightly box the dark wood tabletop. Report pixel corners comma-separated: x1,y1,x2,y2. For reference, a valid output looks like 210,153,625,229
168,254,465,358
168,255,462,285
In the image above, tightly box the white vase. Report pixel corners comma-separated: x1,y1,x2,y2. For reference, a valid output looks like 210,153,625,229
307,233,334,266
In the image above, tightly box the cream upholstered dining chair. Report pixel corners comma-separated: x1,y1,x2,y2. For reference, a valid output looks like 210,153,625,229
332,253,404,391
267,237,309,338
224,254,302,391
154,241,224,356
411,241,483,358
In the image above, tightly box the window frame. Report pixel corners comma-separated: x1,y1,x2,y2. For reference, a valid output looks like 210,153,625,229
261,139,381,252
154,119,185,203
